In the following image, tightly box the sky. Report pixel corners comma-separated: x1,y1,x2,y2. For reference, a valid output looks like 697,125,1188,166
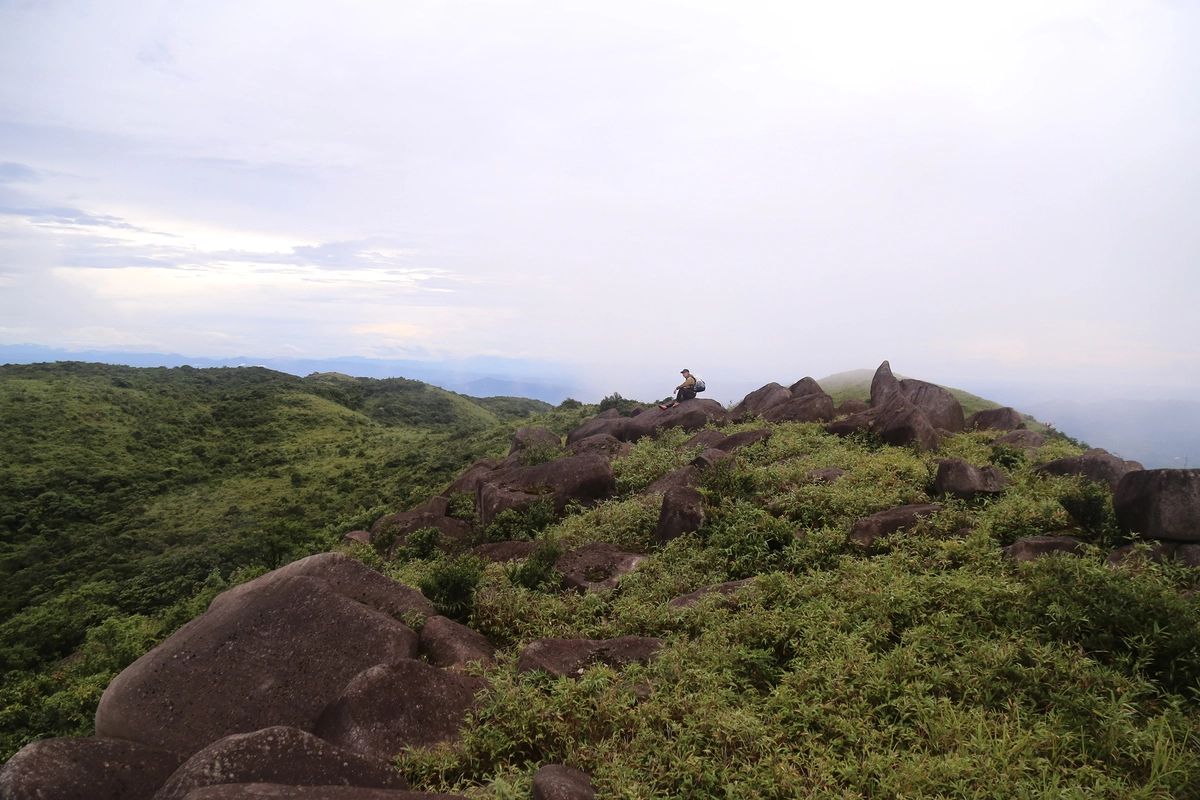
1,0,1198,403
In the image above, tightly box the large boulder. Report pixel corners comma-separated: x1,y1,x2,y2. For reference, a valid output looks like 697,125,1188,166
684,429,729,450
1113,469,1200,542
532,765,596,800
729,383,792,418
762,393,835,424
993,429,1045,450
1033,448,1134,492
554,542,646,592
690,449,733,470
1003,535,1089,562
849,504,943,550
0,737,185,800
933,458,1009,499
567,433,629,460
440,458,499,497
508,427,562,457
516,637,664,677
872,395,942,452
965,407,1024,431
95,568,421,756
152,727,408,800
313,661,487,760
477,453,615,526
369,503,473,559
641,465,700,496
565,400,726,445
835,398,869,417
668,578,754,608
716,428,772,452
870,361,902,407
418,615,495,669
788,377,824,398
899,379,965,433
181,787,465,799
655,486,705,545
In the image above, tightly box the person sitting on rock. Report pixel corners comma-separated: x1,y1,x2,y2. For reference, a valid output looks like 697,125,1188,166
660,369,696,409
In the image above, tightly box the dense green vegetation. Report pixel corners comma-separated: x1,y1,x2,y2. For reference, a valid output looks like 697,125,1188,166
0,362,570,759
4,362,1199,798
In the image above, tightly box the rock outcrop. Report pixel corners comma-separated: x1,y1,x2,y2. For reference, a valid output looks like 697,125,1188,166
965,407,1023,431
993,429,1045,450
898,379,965,433
1034,448,1136,492
870,360,902,407
418,615,496,669
762,393,835,424
0,736,185,800
440,458,500,497
849,504,943,550
565,400,726,444
1113,468,1200,542
655,486,705,545
554,543,645,592
933,458,1009,499
567,433,628,460
516,637,664,677
477,453,615,526
641,465,700,496
369,499,472,559
508,427,562,457
729,383,792,419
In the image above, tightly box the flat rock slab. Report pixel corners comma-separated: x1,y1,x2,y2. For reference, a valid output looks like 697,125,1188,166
933,458,1009,499
554,543,646,592
182,786,464,800
1034,448,1133,492
532,765,596,800
96,572,419,757
314,660,487,761
668,579,755,608
655,486,705,545
849,504,943,550
1114,469,1200,542
418,615,495,669
0,736,185,800
641,465,700,496
516,636,664,677
1004,535,1089,562
806,468,846,484
471,541,540,562
153,727,409,800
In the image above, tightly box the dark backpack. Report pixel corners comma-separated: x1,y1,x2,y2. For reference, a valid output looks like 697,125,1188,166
692,376,705,393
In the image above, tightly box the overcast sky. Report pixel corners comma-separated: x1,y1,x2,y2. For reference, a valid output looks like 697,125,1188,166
1,0,1197,401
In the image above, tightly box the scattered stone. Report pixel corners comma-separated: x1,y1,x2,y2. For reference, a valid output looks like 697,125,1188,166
440,458,500,497
933,458,1009,499
898,379,965,433
806,468,846,483
313,661,487,761
655,486,705,545
554,543,646,593
0,736,185,800
729,383,792,418
849,504,943,550
471,541,540,563
95,571,420,757
477,453,616,526
1107,540,1179,568
641,465,701,496
1113,469,1200,542
181,786,464,800
965,407,1023,431
788,376,824,398
516,637,664,677
690,449,732,470
684,429,729,450
509,427,562,456
1034,448,1134,492
1004,535,1089,562
567,433,628,460
153,727,409,800
761,393,835,424
532,764,596,800
869,361,902,407
419,615,495,669
717,428,772,452
835,398,869,417
667,578,754,608
993,429,1045,450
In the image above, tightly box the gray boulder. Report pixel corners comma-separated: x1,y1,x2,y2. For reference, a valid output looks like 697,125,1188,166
1113,469,1200,542
0,737,184,800
565,400,725,445
554,543,645,593
869,361,902,407
419,615,495,669
509,427,562,457
899,379,965,433
965,407,1023,431
368,503,472,560
152,727,408,800
1034,448,1133,492
788,376,824,398
933,458,1009,499
690,449,733,470
668,578,754,608
762,393,835,424
313,661,487,760
641,465,700,496
477,453,615,526
96,569,420,756
440,458,499,497
835,398,869,417
532,765,595,800
716,428,772,452
872,396,942,452
516,637,664,677
567,433,628,460
849,504,943,550
993,429,1045,450
1004,535,1089,562
729,383,792,418
655,486,705,545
